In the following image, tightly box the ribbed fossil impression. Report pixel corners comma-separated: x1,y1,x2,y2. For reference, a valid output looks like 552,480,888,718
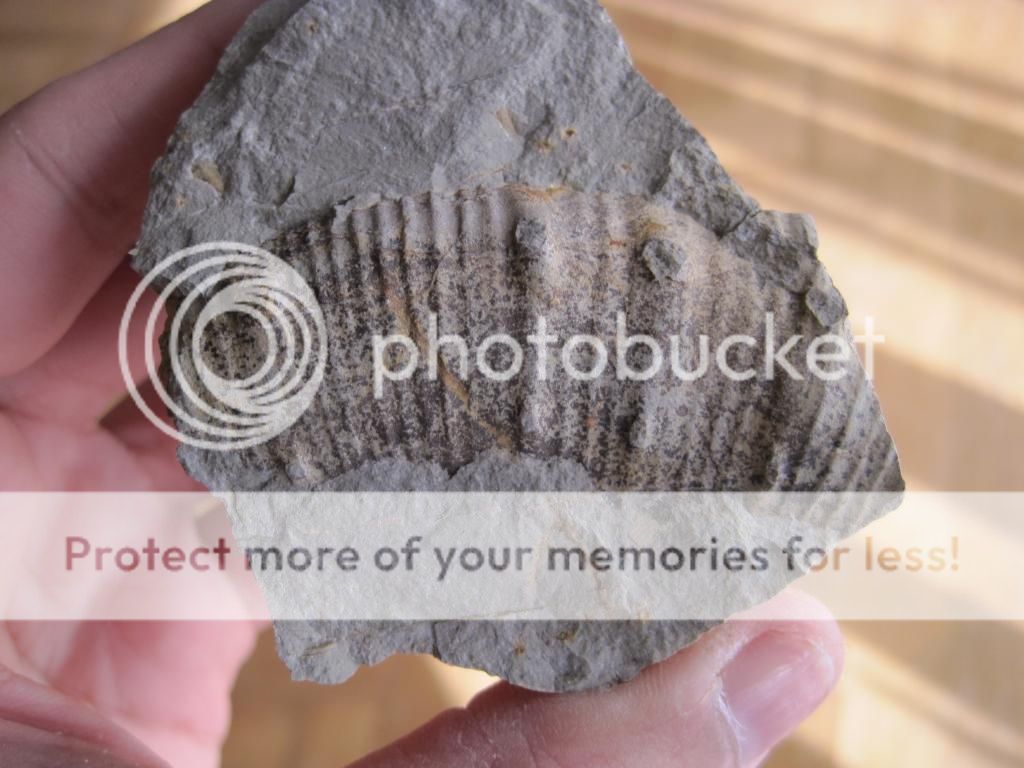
184,184,899,496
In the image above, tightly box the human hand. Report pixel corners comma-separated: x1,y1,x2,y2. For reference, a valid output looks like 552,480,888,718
0,2,268,766
0,1,843,765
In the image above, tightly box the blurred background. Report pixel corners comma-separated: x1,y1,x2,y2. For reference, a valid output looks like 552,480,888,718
1,0,1021,765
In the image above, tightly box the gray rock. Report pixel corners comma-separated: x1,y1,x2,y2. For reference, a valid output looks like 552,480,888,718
136,0,756,271
135,0,902,691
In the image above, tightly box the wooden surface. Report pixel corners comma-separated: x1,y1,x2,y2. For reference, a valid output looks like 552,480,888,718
1,1,1021,766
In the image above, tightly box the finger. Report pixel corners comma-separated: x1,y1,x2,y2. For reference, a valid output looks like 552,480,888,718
0,0,265,377
0,260,161,425
101,380,206,491
1,377,197,492
5,621,260,768
350,592,843,768
0,411,170,492
0,660,166,768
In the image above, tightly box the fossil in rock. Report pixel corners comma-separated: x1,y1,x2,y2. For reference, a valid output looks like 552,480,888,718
135,0,903,692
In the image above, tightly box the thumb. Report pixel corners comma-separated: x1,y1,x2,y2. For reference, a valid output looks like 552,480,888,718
349,591,842,768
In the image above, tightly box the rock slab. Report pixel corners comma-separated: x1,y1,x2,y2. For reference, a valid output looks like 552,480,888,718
135,0,902,691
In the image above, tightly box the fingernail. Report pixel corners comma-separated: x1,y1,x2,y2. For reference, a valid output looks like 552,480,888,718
721,630,838,764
